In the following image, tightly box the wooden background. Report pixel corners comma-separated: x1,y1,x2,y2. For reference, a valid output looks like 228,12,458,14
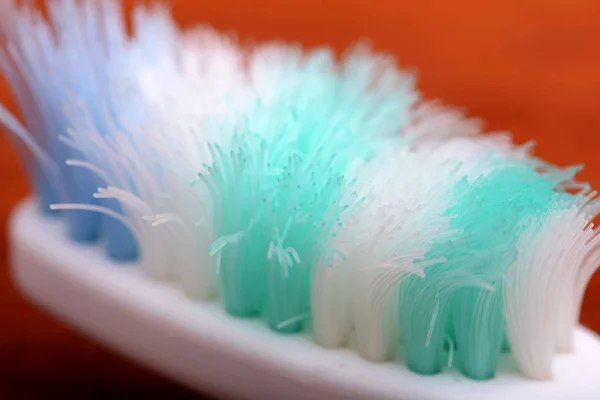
1,0,600,398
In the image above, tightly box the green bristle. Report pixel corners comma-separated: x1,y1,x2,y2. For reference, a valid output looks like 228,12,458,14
261,45,418,163
501,329,511,353
199,134,274,317
197,96,359,328
399,161,574,379
264,154,351,333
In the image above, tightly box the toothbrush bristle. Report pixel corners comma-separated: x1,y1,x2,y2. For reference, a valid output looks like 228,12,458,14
2,0,600,384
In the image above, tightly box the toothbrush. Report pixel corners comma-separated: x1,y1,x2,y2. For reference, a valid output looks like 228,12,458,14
4,1,600,399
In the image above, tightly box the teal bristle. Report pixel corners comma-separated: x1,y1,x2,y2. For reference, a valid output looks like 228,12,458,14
198,101,359,329
201,137,271,317
249,43,419,160
263,154,352,333
400,161,577,379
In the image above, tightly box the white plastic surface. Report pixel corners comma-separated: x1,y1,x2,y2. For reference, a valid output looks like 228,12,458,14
9,198,600,400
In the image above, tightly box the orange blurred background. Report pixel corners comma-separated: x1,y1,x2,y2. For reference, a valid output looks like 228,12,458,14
1,0,599,398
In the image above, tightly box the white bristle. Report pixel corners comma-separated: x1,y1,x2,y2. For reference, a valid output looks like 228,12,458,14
504,205,594,379
128,31,252,298
312,144,456,361
311,259,353,348
554,200,600,353
402,100,483,144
